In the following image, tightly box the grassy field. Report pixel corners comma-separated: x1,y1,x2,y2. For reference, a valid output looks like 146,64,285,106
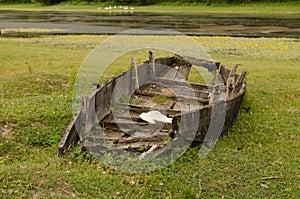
0,35,299,198
0,2,300,15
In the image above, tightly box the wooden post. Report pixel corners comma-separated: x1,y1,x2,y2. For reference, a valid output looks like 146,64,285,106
234,71,247,93
226,63,239,99
149,51,155,78
138,145,159,160
219,65,230,84
82,95,88,131
131,57,139,90
82,95,95,137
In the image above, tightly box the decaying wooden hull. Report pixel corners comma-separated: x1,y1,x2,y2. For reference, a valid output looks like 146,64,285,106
58,52,246,157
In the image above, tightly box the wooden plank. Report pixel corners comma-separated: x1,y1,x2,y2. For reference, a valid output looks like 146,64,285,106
58,111,81,156
130,94,173,109
228,63,239,79
117,132,169,144
180,55,220,72
119,103,181,115
135,89,209,103
150,78,212,97
139,145,160,159
173,55,192,79
156,66,179,80
226,63,239,98
219,65,231,84
106,131,126,140
154,56,175,66
129,142,151,149
138,81,210,99
145,55,191,80
103,113,141,122
100,121,171,131
172,101,201,111
131,57,139,90
191,83,211,91
151,76,193,87
212,72,224,85
86,141,162,152
234,71,247,93
85,144,130,152
209,84,226,104
86,95,97,131
95,81,112,122
149,51,155,78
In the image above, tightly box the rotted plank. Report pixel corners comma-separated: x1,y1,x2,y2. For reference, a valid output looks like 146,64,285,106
131,57,140,90
119,103,181,115
190,83,211,91
219,65,231,84
117,132,170,144
129,141,162,150
234,71,247,93
135,89,209,103
58,111,81,156
149,51,155,78
100,121,172,132
180,55,220,72
139,145,160,159
85,141,162,152
226,63,239,98
139,82,209,99
103,113,142,123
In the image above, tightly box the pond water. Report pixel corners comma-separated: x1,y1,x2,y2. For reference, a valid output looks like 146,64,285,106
0,10,299,37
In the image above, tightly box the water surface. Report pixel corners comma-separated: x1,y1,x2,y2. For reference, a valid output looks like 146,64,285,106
0,10,299,37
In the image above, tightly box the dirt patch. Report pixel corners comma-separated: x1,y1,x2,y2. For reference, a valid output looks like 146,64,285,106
0,123,16,139
31,122,46,128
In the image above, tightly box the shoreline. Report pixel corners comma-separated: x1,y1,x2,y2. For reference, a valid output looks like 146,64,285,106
0,3,299,16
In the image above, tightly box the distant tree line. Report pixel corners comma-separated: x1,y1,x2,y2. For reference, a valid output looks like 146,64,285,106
0,0,298,6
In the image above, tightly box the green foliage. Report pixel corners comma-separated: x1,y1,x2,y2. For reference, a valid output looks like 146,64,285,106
0,0,62,5
0,0,299,6
152,95,169,104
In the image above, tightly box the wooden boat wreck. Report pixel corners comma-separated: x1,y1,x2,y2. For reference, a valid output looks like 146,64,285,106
58,51,246,158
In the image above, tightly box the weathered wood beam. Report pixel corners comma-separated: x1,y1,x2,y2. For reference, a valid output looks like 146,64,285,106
117,132,169,144
135,89,209,103
226,63,239,98
149,51,155,78
58,111,81,156
219,65,231,84
118,103,181,115
234,71,247,93
138,145,160,159
179,55,220,72
131,56,140,90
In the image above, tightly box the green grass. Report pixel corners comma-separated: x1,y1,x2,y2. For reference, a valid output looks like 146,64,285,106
152,95,169,105
137,3,300,15
0,35,299,198
0,2,299,16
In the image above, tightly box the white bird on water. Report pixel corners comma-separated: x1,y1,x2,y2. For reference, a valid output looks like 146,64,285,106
105,5,112,10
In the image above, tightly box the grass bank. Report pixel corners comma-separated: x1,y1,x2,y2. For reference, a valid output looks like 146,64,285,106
0,35,299,198
0,2,299,15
